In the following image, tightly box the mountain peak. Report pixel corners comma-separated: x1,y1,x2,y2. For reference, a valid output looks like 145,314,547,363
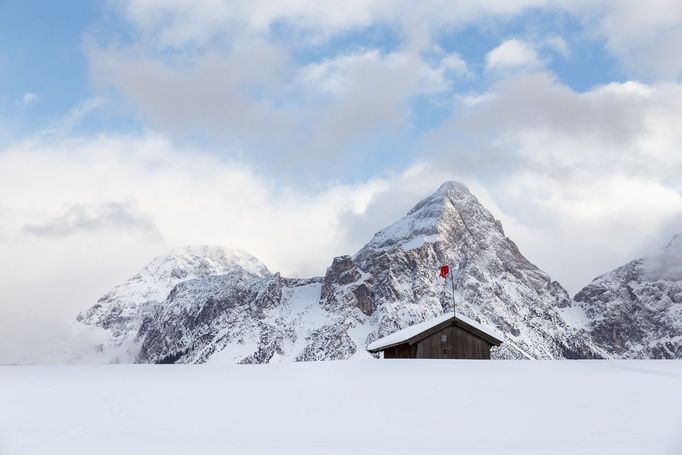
436,180,472,196
77,244,270,359
406,180,477,216
77,180,595,364
99,245,270,308
575,233,682,359
144,245,270,280
358,181,500,257
641,234,682,281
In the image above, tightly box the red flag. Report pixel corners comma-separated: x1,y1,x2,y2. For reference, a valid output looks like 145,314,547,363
439,265,449,279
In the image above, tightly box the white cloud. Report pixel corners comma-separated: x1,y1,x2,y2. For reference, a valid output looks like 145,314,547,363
0,133,396,363
565,0,682,80
108,1,682,85
83,1,553,160
3,92,682,361
39,97,106,137
455,73,682,181
6,0,682,364
88,43,291,139
485,39,541,70
83,1,682,168
116,0,552,48
21,92,39,107
0,134,390,276
23,201,158,238
439,54,468,74
89,43,449,163
545,36,569,57
426,72,682,291
428,45,469,76
300,50,444,96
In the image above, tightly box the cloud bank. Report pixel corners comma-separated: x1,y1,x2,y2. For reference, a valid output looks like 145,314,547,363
2,0,682,363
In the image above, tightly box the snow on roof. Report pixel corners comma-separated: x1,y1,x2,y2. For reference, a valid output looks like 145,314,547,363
367,312,503,352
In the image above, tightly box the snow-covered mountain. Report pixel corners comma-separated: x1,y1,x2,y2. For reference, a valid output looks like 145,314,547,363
574,234,682,359
79,181,602,363
335,181,599,359
137,273,330,363
77,245,269,361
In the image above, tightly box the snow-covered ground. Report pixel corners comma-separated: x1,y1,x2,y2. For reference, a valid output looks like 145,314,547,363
1,360,681,454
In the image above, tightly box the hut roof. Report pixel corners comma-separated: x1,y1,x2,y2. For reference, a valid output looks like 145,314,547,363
367,313,503,353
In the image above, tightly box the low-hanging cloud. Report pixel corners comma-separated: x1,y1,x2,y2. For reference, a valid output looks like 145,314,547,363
417,72,682,291
23,201,158,238
0,134,389,364
4,0,682,364
1,126,681,363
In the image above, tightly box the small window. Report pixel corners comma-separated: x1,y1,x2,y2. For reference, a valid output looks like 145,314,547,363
441,334,448,343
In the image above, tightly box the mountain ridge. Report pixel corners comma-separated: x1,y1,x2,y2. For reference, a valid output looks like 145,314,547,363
574,233,682,358
78,181,620,363
77,245,270,362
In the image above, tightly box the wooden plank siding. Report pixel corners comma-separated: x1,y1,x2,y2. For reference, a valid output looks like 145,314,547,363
371,316,501,360
415,324,491,359
383,343,416,359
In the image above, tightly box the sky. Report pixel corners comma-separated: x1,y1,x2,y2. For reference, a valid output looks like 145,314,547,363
1,0,682,363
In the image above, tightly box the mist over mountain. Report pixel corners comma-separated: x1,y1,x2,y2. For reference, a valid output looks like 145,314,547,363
78,182,682,363
78,181,615,362
77,246,269,362
575,234,682,359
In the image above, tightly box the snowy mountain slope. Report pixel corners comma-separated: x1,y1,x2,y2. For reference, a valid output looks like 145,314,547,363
136,273,340,364
77,245,269,361
114,182,600,363
321,181,600,360
136,270,369,364
79,181,605,363
575,234,682,358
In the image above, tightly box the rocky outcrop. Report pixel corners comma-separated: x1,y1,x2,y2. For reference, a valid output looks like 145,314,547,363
79,181,604,363
575,235,682,359
77,246,270,361
345,181,598,359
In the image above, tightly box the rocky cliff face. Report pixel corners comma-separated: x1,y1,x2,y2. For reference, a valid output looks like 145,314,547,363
77,245,270,361
79,181,602,363
320,181,600,360
575,235,682,358
136,273,336,364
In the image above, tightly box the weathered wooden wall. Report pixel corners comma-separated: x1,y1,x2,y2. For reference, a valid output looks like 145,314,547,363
383,343,415,359
415,325,491,359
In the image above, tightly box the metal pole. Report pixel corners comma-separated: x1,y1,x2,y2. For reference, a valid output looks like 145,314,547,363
450,265,457,358
450,269,456,317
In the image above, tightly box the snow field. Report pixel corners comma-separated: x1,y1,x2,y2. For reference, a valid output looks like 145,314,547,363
1,360,682,454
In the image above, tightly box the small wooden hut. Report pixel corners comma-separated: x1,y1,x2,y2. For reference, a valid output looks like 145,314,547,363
367,313,502,359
